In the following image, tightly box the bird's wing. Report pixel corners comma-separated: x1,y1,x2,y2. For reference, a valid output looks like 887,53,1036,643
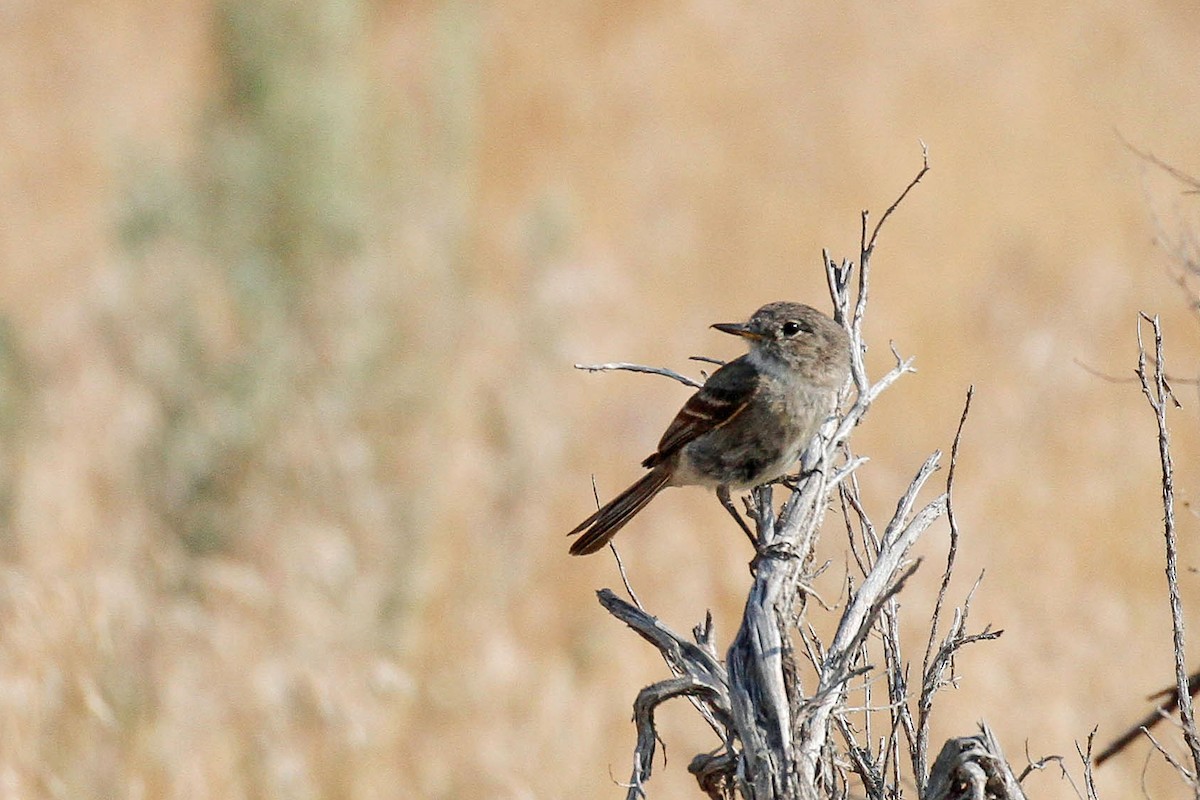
643,356,760,466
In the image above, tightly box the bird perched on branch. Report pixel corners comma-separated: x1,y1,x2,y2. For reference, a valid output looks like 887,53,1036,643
567,301,851,556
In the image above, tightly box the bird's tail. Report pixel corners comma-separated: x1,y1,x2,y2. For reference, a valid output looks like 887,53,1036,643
567,467,671,556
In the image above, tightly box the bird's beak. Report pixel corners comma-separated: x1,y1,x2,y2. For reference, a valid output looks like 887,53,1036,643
711,322,764,340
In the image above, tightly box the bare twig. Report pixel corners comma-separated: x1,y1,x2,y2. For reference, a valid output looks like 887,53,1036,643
1018,747,1065,783
587,474,647,611
913,386,977,789
611,541,646,612
1073,730,1101,800
796,453,947,791
598,589,732,769
1119,133,1200,194
1143,726,1197,784
838,140,930,386
921,387,972,678
575,361,704,389
863,141,932,264
1122,139,1200,325
627,676,730,800
1135,312,1200,780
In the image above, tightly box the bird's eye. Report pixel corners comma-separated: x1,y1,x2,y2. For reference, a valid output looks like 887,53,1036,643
781,320,805,337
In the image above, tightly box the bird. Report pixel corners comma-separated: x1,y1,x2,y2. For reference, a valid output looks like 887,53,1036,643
567,301,851,556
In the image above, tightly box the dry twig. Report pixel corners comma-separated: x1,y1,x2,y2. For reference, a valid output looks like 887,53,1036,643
1097,313,1200,784
575,361,704,389
1136,313,1200,780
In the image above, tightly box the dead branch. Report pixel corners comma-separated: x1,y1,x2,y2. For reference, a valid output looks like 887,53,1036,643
1098,314,1200,782
628,676,729,800
1136,313,1200,781
575,361,704,389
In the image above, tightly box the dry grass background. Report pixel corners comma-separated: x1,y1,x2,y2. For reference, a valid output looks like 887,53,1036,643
2,1,1200,798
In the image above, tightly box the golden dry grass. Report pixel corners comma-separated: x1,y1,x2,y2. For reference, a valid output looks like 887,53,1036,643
2,1,1200,797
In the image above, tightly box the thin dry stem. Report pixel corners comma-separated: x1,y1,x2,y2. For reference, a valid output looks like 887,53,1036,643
575,361,704,389
1136,312,1200,779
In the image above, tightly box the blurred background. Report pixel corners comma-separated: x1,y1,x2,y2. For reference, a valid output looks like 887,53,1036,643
2,1,1200,797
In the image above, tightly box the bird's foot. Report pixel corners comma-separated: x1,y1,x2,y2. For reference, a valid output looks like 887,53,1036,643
772,463,829,492
774,475,801,492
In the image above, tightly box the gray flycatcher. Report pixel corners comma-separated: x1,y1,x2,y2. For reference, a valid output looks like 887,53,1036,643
568,301,851,556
